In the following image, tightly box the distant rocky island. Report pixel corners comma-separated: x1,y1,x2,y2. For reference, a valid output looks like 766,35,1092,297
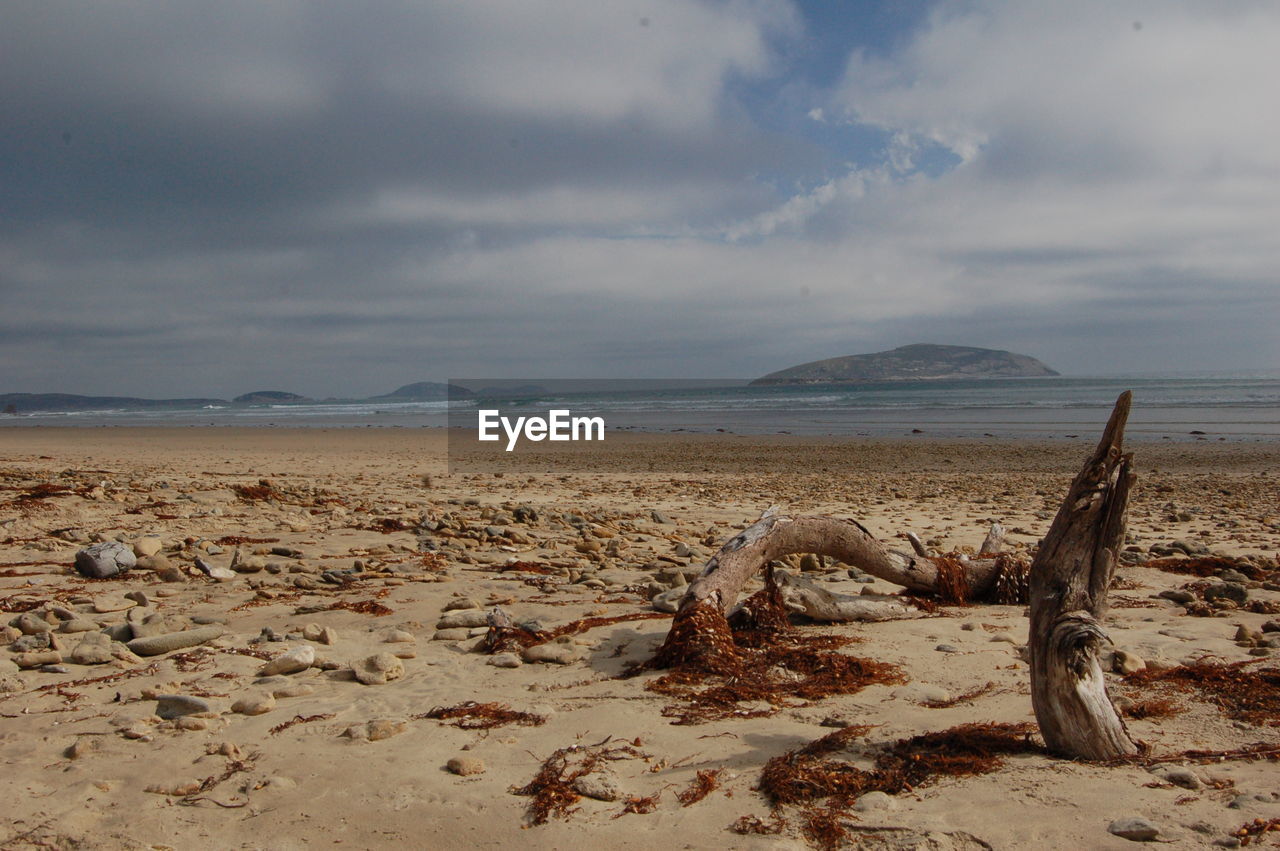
371,382,474,401
752,344,1059,385
232,390,311,404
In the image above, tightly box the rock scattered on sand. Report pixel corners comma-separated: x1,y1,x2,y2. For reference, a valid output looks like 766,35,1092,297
352,652,404,685
127,626,225,657
231,691,276,716
132,536,164,557
521,636,583,665
572,770,622,802
1112,650,1146,675
446,756,485,776
259,645,315,676
1108,817,1161,841
155,695,213,719
74,541,136,579
69,633,115,665
487,653,522,668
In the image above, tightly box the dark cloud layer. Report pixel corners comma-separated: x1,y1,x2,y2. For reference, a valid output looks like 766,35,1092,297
2,1,1276,398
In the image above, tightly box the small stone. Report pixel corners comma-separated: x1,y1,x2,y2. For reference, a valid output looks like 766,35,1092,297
488,653,522,669
132,536,164,558
436,610,488,629
383,629,416,643
92,596,136,614
175,716,208,731
13,612,53,635
432,628,471,641
271,683,315,699
852,791,898,812
14,650,62,669
1235,624,1262,643
522,637,583,665
1154,767,1202,790
231,691,276,715
259,645,315,676
650,510,672,524
1204,583,1248,605
1158,589,1196,604
934,644,960,653
799,553,822,572
155,694,212,719
70,634,115,665
446,756,485,776
127,626,225,657
353,652,404,685
1108,817,1160,841
989,632,1018,644
572,771,621,801
74,541,136,579
366,719,408,741
1113,650,1146,675
442,598,480,612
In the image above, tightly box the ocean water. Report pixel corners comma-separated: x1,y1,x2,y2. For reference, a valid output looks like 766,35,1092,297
4,375,1278,441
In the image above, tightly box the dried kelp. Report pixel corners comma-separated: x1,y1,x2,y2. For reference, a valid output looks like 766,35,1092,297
1126,660,1280,726
418,701,546,730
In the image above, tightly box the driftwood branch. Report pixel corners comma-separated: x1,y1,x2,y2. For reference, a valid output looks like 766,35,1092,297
1028,392,1139,759
675,517,1015,617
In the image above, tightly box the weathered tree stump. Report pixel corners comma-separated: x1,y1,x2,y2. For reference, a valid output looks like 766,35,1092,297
1028,392,1139,759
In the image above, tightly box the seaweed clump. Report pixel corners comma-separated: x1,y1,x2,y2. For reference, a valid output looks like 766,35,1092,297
635,570,904,725
758,723,1041,849
512,739,649,826
1126,660,1280,726
418,701,546,730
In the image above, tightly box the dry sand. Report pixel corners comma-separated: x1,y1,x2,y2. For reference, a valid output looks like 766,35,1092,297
1,427,1278,849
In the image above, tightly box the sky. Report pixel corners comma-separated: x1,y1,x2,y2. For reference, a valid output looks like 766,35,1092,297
2,0,1277,399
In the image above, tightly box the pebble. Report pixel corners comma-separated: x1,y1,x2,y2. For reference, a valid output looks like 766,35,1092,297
70,633,115,665
436,610,489,629
259,645,315,677
852,791,898,812
366,719,408,741
572,771,621,801
176,716,210,731
13,612,53,635
352,652,405,686
488,653,522,668
443,598,480,611
934,644,960,653
155,695,212,719
271,683,316,699
1108,817,1161,841
1112,650,1146,675
14,650,62,669
522,637,583,665
127,626,225,657
432,628,471,641
446,756,485,776
1154,767,1202,789
74,541,136,579
989,632,1018,644
92,596,136,614
132,536,164,557
383,629,416,643
231,691,277,715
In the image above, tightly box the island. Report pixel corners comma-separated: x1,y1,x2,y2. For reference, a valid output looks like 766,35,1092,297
751,343,1059,385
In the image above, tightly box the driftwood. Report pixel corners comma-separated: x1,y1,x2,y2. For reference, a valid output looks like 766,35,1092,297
675,514,1018,617
651,392,1140,762
1028,392,1139,759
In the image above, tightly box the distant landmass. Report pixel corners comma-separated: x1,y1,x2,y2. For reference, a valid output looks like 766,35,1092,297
0,392,226,413
752,344,1059,385
372,382,474,400
232,390,311,404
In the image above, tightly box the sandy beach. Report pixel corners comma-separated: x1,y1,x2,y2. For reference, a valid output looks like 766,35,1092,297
2,427,1278,850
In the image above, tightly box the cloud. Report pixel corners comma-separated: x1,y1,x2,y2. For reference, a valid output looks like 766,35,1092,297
1,1,1276,397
